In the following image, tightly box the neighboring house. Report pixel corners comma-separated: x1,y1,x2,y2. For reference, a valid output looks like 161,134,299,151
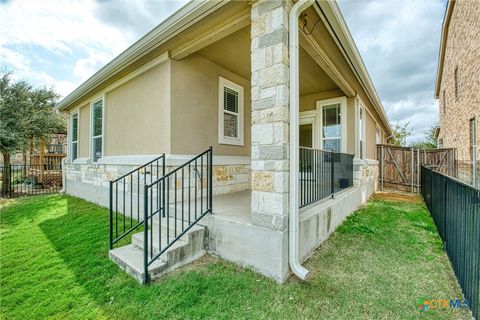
434,0,480,186
57,0,391,283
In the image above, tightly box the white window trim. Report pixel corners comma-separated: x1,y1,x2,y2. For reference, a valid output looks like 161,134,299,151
70,109,79,162
375,126,382,145
218,76,244,146
316,97,347,153
67,108,80,162
358,105,365,159
90,95,105,163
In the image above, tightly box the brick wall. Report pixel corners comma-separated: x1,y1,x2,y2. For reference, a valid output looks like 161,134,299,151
438,0,480,162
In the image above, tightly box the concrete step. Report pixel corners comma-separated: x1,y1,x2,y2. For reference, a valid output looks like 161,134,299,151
109,244,168,283
109,220,206,283
131,229,187,256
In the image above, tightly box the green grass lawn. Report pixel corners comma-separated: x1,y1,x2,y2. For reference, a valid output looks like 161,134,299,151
0,193,471,320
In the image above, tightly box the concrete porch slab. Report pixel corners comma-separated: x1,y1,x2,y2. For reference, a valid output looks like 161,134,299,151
211,190,251,222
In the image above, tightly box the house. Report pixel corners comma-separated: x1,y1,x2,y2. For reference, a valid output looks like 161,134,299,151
434,0,480,186
57,0,391,283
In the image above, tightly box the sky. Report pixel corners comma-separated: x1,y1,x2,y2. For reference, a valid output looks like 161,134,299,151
0,0,446,143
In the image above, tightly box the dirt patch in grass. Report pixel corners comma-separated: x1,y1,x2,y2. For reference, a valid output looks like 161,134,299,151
373,191,423,204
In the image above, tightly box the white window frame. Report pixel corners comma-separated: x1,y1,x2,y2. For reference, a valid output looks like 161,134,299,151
358,105,365,159
70,110,79,161
90,95,105,163
218,76,244,146
316,97,347,153
376,127,382,145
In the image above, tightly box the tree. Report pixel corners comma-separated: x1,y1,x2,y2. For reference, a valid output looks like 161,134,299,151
388,122,412,147
0,71,65,194
410,125,438,149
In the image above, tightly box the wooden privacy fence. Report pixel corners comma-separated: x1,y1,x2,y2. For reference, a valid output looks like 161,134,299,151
377,145,456,193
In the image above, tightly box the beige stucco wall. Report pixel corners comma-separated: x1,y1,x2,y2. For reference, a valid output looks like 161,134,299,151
105,61,171,156
346,97,357,155
78,104,90,158
170,53,251,156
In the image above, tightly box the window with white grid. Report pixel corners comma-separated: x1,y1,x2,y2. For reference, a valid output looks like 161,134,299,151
218,77,244,146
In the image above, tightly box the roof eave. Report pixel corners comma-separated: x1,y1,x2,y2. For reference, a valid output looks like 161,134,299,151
316,0,392,136
56,0,226,111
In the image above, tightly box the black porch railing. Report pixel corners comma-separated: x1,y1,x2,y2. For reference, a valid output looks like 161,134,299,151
299,147,354,208
142,147,212,283
421,165,480,319
109,155,165,248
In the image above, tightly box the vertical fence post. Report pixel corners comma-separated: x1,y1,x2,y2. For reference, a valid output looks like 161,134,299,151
9,165,12,198
473,145,477,188
109,181,113,250
143,184,149,284
417,149,420,194
411,148,414,194
443,175,447,249
162,162,166,219
209,146,213,213
330,152,334,198
162,153,165,177
381,145,384,191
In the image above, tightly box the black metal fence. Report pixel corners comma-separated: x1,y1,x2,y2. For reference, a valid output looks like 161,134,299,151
300,147,354,208
142,147,212,283
421,165,480,319
0,163,63,198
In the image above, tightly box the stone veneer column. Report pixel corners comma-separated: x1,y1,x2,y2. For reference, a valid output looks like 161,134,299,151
250,0,291,230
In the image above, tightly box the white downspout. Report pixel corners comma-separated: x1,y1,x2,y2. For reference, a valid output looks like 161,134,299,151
289,0,315,281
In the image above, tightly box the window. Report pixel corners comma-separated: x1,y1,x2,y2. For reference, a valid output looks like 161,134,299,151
454,66,460,99
470,117,477,162
322,104,341,152
376,127,382,145
91,98,103,162
71,112,78,161
359,107,365,159
316,97,346,153
442,90,446,113
218,77,244,146
438,138,444,148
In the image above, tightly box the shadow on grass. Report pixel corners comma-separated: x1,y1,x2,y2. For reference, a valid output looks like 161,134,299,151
38,195,277,319
0,194,60,228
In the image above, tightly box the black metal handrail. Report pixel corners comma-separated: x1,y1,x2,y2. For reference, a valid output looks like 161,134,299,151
299,147,354,208
421,165,479,319
142,147,212,283
109,154,165,249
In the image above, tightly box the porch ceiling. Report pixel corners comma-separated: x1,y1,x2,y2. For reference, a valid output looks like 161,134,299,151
197,27,340,96
198,27,251,80
299,46,338,96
